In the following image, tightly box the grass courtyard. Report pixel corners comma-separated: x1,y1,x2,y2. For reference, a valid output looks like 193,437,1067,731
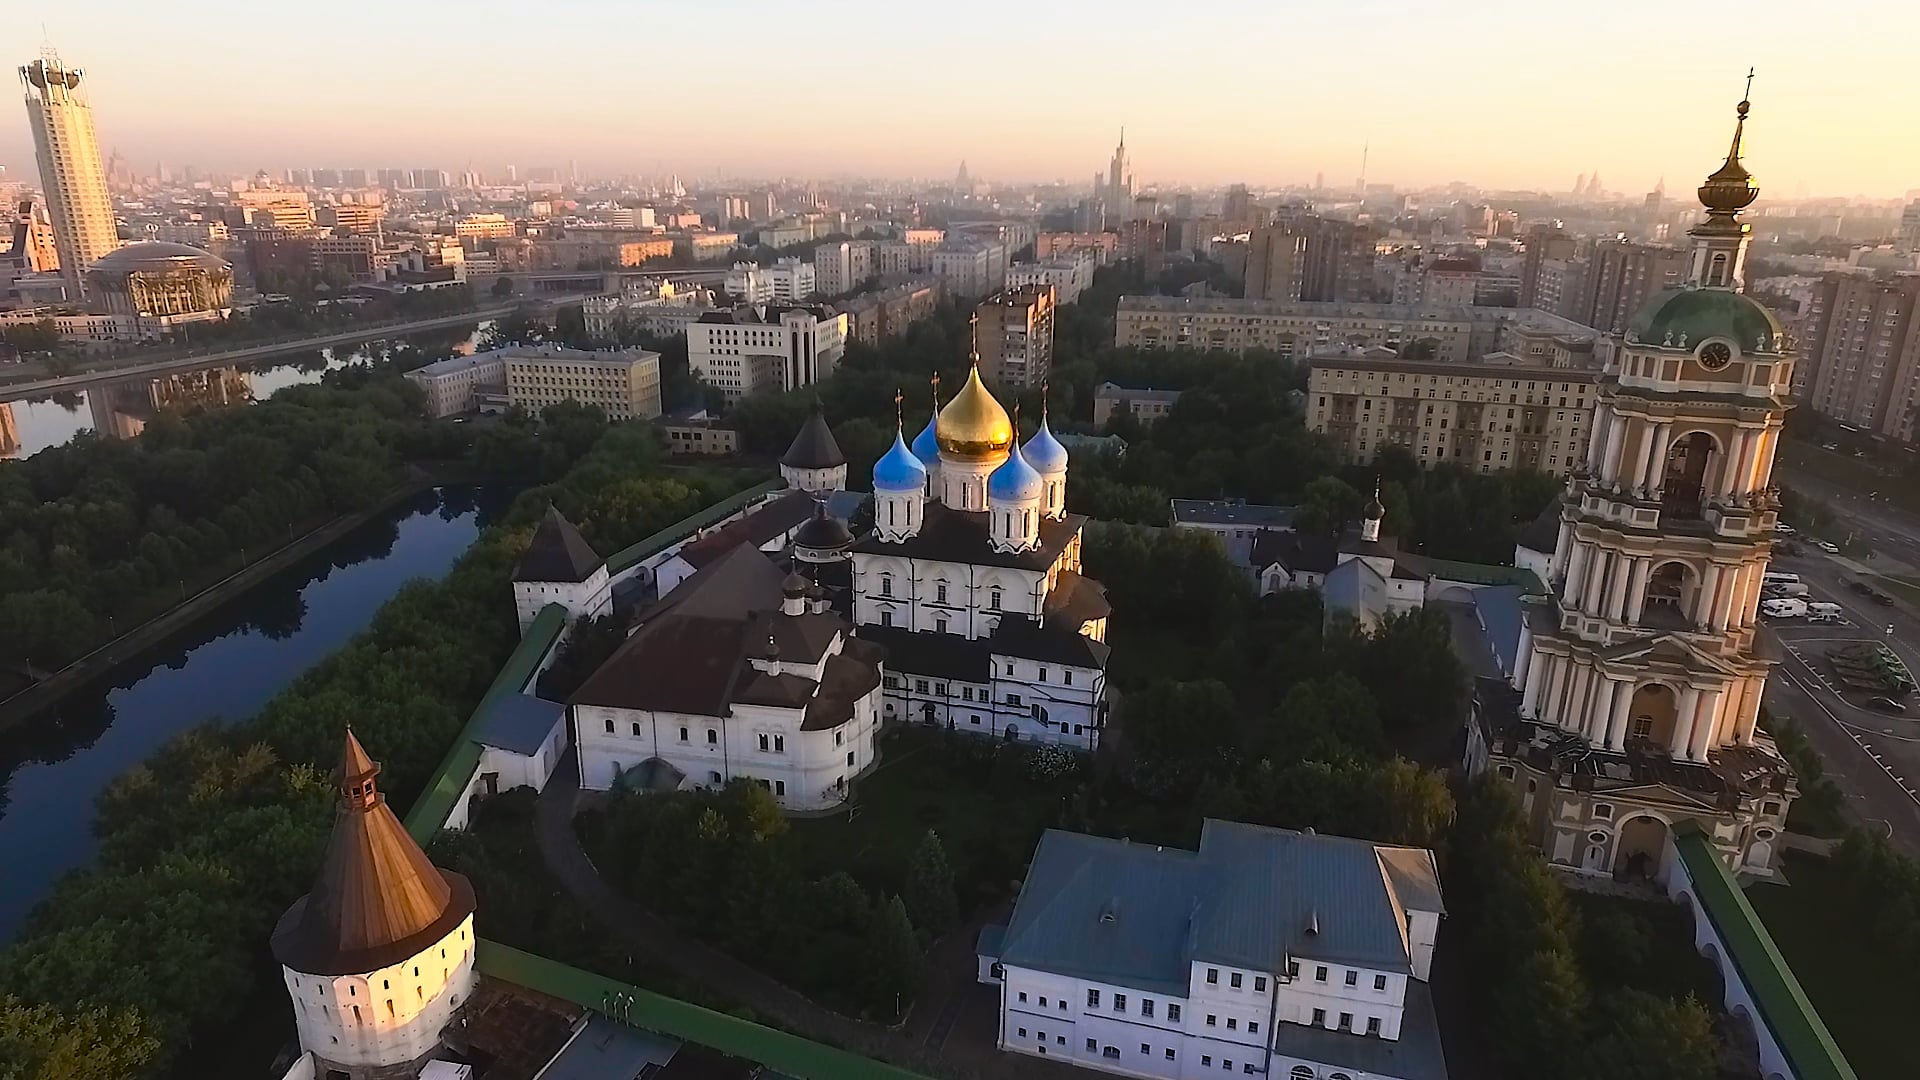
787,724,1083,913
1746,852,1912,1080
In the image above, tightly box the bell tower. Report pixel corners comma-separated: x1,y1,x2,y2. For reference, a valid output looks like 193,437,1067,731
1490,84,1798,880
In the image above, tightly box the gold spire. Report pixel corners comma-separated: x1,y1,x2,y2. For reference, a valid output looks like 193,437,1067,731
1698,70,1759,216
936,363,1014,460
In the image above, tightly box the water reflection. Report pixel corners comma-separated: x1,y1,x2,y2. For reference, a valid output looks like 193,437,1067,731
0,320,487,459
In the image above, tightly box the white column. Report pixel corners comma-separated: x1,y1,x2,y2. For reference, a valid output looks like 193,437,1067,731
1630,423,1659,495
1513,624,1536,690
1585,403,1610,470
1605,678,1634,751
1732,428,1762,499
1624,557,1651,626
1697,563,1724,629
1543,656,1570,727
1563,663,1592,734
1521,648,1549,717
1737,561,1762,627
1713,564,1740,632
1688,686,1725,762
1606,556,1633,622
1550,519,1574,580
1563,543,1593,607
1670,685,1701,759
1756,426,1781,490
1735,677,1764,744
1584,676,1615,744
1603,412,1628,484
1583,549,1611,617
1645,422,1675,494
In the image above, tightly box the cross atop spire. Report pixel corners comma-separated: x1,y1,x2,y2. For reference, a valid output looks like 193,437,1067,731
893,388,904,430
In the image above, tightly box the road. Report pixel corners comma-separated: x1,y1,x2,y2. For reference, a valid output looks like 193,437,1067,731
1776,458,1920,564
0,298,583,402
1760,544,1920,855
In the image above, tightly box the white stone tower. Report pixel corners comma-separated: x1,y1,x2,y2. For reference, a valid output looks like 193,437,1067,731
272,731,478,1078
780,400,848,493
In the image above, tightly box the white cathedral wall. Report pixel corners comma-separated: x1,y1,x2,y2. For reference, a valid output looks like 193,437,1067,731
574,692,881,808
853,553,1048,638
283,916,476,1070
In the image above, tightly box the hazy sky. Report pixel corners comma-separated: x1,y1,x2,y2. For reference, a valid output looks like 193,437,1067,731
9,0,1916,198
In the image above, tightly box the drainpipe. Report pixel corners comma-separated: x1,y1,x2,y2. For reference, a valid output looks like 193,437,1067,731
1262,961,1283,1077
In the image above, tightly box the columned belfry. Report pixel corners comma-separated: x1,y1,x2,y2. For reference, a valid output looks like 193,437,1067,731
1474,84,1799,880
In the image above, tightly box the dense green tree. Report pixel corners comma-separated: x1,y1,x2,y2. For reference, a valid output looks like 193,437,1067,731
902,831,960,939
1572,990,1718,1080
490,276,515,298
863,896,922,1019
0,995,159,1080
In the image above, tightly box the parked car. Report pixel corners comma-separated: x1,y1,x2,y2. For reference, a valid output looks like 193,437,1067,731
1815,539,1841,554
1760,598,1808,619
1774,523,1797,535
1868,696,1908,713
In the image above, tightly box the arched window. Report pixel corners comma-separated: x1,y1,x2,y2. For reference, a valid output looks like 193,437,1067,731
990,587,1002,611
1709,252,1729,285
887,501,896,526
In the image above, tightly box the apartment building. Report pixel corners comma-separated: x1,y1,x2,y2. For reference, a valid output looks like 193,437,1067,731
931,239,1008,300
318,202,383,235
725,258,815,303
1797,274,1920,439
405,352,508,418
453,213,516,242
688,305,848,401
533,236,674,269
1094,383,1181,425
979,821,1445,1080
504,345,663,421
1307,354,1598,474
1116,296,1596,363
1245,226,1307,301
1035,232,1118,264
975,286,1056,390
1007,254,1097,306
813,240,874,295
837,277,944,346
1569,240,1689,334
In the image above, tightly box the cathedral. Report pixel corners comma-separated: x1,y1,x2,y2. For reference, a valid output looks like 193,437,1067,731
1468,90,1799,880
853,360,1111,747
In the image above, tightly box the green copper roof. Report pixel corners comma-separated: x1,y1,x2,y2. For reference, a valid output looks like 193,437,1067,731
1626,287,1784,354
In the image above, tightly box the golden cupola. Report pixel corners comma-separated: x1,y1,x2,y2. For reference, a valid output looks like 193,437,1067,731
1697,86,1760,223
935,363,1014,460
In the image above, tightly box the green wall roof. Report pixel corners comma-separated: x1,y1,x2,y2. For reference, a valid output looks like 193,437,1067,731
1627,287,1784,353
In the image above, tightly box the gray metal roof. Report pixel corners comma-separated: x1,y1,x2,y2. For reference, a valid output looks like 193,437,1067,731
1169,499,1297,528
1269,981,1451,1080
995,822,1442,997
472,692,567,756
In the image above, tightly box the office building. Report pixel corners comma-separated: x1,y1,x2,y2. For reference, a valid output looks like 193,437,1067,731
84,241,235,339
1245,226,1307,301
688,305,848,401
504,344,662,421
977,820,1446,1080
1307,354,1598,473
975,286,1056,390
1796,274,1920,439
318,202,382,235
405,351,508,418
20,54,119,299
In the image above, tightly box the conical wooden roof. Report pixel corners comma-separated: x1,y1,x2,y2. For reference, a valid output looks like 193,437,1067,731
271,730,475,976
513,505,602,584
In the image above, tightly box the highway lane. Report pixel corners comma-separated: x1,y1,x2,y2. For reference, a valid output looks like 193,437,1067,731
1761,546,1920,852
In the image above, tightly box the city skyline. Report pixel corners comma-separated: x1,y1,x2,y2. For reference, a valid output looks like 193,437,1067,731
10,0,1917,198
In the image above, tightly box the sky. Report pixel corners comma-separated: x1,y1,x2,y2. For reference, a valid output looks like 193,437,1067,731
8,0,1916,199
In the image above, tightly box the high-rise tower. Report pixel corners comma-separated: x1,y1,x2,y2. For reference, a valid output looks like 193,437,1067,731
1472,85,1798,881
19,52,118,300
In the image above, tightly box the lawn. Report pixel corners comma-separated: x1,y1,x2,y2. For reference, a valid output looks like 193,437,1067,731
1746,852,1911,1080
787,724,1082,912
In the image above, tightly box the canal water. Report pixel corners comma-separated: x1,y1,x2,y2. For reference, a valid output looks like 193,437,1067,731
0,485,504,939
0,321,488,460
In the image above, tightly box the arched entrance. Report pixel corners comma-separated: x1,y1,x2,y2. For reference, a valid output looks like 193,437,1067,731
1641,562,1696,629
1627,683,1680,748
1661,431,1718,516
1613,815,1669,881
1581,829,1610,873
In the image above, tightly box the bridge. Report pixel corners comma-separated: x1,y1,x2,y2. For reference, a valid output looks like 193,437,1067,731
1663,822,1856,1080
0,296,586,401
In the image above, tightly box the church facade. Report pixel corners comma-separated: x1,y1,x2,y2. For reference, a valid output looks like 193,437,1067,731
854,363,1112,748
1468,91,1798,880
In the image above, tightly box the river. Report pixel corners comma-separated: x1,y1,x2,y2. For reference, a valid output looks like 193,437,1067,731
0,321,489,459
0,485,504,939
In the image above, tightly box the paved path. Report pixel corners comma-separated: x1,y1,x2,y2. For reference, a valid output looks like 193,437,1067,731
531,756,1085,1079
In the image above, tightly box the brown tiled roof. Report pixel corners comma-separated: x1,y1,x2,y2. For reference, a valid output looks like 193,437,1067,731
571,614,751,716
678,490,816,570
1044,570,1111,629
272,731,475,976
514,506,602,583
803,647,886,731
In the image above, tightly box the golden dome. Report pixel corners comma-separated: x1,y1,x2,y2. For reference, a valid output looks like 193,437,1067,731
1698,97,1759,215
935,365,1014,459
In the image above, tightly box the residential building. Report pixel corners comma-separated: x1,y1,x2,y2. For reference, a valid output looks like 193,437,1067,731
232,188,314,231
1007,254,1097,305
677,230,739,262
977,820,1447,1080
1116,295,1596,362
1795,275,1920,439
453,212,515,242
3,198,59,273
1468,92,1800,881
150,219,229,249
504,344,662,421
975,286,1056,390
20,55,119,299
580,278,716,338
1397,258,1480,307
404,351,508,418
1036,232,1118,264
1094,382,1181,426
1519,224,1578,310
1307,354,1597,473
837,277,944,345
725,258,815,303
687,305,848,402
1169,499,1296,567
857,367,1111,749
1270,214,1376,302
1117,219,1168,277
813,239,873,295
1570,240,1689,334
1245,225,1307,301
310,234,383,283
931,239,1008,300
533,235,673,269
318,202,383,235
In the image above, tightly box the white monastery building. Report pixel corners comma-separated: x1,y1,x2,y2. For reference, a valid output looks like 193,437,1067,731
979,820,1448,1080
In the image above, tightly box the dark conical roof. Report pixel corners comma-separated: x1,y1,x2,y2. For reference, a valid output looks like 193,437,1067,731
271,731,475,976
781,403,846,470
514,505,602,583
793,498,854,552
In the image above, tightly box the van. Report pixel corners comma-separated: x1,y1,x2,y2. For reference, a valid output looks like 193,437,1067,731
1767,582,1812,599
1761,598,1807,619
1763,572,1801,588
1808,602,1843,623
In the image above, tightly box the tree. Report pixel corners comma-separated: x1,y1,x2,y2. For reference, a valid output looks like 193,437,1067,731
489,276,515,299
863,895,922,1018
0,589,98,667
1294,476,1365,536
1572,990,1718,1080
902,831,959,939
0,995,160,1080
